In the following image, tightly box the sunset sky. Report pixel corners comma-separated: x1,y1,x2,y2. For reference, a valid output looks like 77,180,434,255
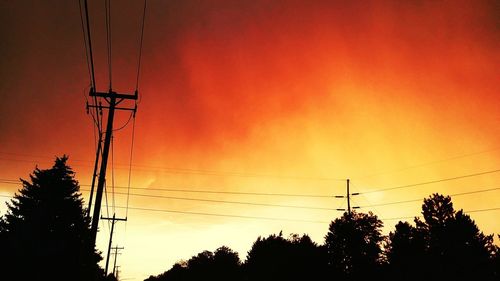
0,0,499,280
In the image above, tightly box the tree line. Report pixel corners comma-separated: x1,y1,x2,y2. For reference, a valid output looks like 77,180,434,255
145,198,500,281
0,157,498,280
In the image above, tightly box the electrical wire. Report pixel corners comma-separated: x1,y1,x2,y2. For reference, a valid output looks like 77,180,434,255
125,116,136,218
353,146,500,180
1,193,498,224
359,187,500,208
360,168,500,194
135,0,147,94
111,136,116,214
104,181,111,230
381,207,500,221
113,112,134,132
0,153,345,181
105,0,112,90
105,185,333,198
3,176,500,202
115,205,329,224
88,189,340,211
82,0,96,89
0,173,338,198
78,0,92,86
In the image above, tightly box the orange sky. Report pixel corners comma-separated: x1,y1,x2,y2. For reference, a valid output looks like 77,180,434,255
0,1,499,280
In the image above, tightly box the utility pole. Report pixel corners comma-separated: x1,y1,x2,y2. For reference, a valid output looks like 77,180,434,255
88,89,137,246
102,213,127,276
87,131,102,217
335,179,359,215
114,266,121,280
111,246,124,277
347,179,351,215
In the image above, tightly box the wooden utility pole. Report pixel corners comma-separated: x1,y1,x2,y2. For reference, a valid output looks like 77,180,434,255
114,266,121,280
111,246,124,277
88,89,137,246
87,131,102,217
102,213,127,275
347,179,351,215
335,179,359,215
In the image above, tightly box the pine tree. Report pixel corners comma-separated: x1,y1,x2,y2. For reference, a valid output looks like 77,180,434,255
1,156,102,281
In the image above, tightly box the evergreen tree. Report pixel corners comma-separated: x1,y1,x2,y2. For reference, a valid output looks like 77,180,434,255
1,156,102,281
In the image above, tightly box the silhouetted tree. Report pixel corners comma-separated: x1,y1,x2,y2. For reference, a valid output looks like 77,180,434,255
324,211,384,280
144,261,189,281
386,194,497,281
186,250,214,280
494,236,500,279
213,246,241,280
385,221,427,280
419,194,496,280
143,194,499,281
0,156,102,281
145,246,241,281
244,232,327,281
287,233,328,280
0,214,6,269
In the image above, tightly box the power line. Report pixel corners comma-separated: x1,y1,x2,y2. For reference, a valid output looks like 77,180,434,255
3,177,500,200
0,153,345,181
2,192,498,224
113,111,134,132
0,194,328,224
135,0,147,92
123,206,329,224
101,185,333,198
360,198,422,208
1,193,499,224
0,179,333,198
0,183,352,212
381,207,500,221
2,178,498,212
354,146,500,180
77,0,92,86
467,207,500,213
360,168,500,194
449,187,500,197
90,189,340,211
0,179,18,183
105,0,112,90
360,187,500,208
82,0,96,89
125,116,136,218
111,136,116,214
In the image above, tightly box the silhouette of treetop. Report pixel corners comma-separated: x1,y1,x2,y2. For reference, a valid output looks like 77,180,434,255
1,156,101,281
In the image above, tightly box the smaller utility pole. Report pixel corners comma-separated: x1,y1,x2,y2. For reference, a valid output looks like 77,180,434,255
334,179,359,215
111,246,124,277
114,266,121,280
102,214,127,275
